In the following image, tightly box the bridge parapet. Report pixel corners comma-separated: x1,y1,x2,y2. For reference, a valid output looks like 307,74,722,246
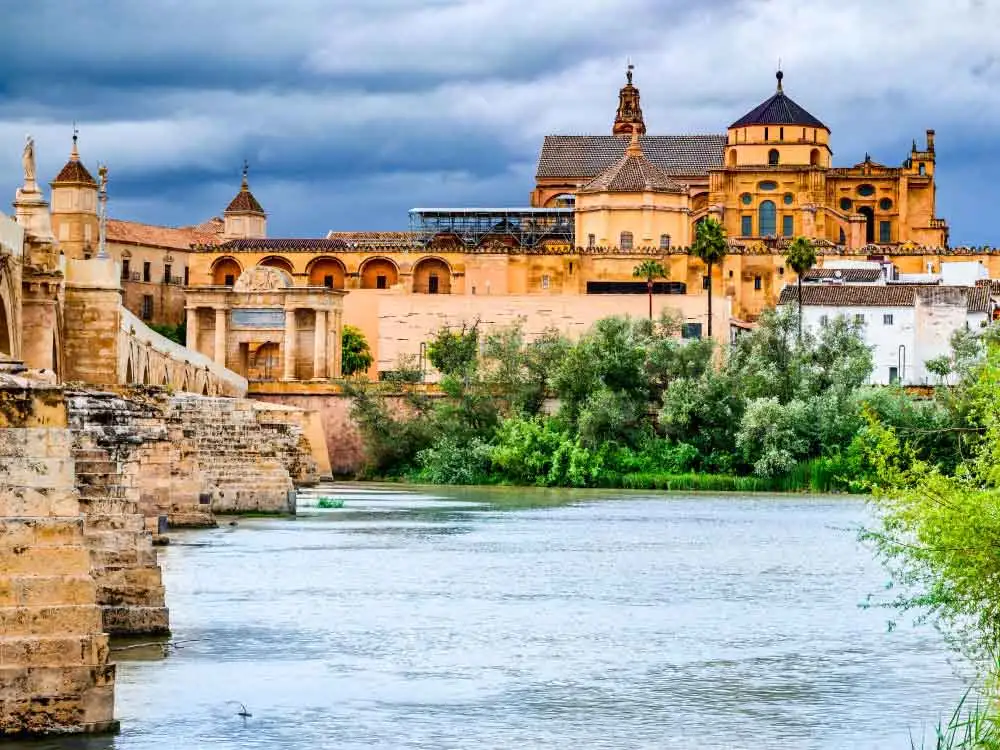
119,308,246,397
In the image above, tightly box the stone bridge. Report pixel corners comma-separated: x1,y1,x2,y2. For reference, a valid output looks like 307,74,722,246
119,308,246,396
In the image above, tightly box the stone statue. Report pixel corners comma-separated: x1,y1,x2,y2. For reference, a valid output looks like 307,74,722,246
22,135,36,189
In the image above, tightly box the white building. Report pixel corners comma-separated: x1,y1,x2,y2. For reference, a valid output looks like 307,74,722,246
778,283,994,385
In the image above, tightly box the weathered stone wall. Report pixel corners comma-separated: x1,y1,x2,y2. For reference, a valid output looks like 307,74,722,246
66,391,169,636
0,385,117,737
62,260,121,387
169,395,316,514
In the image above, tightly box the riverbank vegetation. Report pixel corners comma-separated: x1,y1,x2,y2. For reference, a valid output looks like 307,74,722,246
861,329,1000,747
347,306,987,493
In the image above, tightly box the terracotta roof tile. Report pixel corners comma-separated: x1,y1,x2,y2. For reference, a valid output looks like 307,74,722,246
535,134,725,180
225,188,265,215
186,217,225,234
325,231,418,248
780,284,992,313
52,158,97,185
778,285,916,307
967,284,993,314
107,219,221,250
579,150,686,194
803,268,882,282
217,238,350,251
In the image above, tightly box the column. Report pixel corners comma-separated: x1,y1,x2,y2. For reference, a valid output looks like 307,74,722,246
186,306,199,352
312,309,327,379
283,308,297,380
327,309,342,378
213,307,227,367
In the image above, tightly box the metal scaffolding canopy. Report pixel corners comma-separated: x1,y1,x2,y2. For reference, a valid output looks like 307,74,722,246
408,207,574,247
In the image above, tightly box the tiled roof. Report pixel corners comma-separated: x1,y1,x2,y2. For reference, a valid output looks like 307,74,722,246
579,149,686,194
803,268,882,282
730,91,827,129
778,285,916,307
225,187,265,215
187,217,225,234
780,284,993,313
535,134,726,180
217,238,350,251
967,284,993,314
325,231,418,248
52,158,97,185
107,219,221,250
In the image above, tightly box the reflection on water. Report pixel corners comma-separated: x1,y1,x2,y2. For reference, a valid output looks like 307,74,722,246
12,486,969,749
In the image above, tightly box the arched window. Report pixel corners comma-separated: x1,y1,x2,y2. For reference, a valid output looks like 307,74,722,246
768,149,779,166
758,200,776,237
620,231,633,250
727,150,737,167
810,148,820,166
659,234,671,250
918,162,926,176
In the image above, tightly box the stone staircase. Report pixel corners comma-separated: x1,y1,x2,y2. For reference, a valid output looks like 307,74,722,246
72,443,169,637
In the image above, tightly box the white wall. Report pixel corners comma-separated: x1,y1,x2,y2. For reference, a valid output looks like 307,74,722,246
800,305,914,385
0,211,24,258
940,261,987,286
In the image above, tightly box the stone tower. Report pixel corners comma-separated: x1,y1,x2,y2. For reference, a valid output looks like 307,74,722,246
49,132,99,260
222,162,267,241
613,63,646,136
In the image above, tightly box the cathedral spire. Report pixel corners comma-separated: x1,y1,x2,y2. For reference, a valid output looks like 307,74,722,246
613,61,646,136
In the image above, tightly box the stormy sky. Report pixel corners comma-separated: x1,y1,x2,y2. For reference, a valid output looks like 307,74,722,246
1,0,998,243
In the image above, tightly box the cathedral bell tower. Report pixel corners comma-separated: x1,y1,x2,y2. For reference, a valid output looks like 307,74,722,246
613,63,646,136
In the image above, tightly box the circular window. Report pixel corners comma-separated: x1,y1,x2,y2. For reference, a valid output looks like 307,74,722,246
783,193,793,205
758,181,778,191
740,193,752,205
840,197,852,211
857,184,876,197
879,198,893,211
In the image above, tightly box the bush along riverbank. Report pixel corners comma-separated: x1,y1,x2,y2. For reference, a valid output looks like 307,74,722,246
862,336,1000,746
347,306,993,494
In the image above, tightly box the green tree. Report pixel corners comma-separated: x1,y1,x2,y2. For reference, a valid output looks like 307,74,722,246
632,259,668,320
341,325,374,376
784,236,818,341
428,321,479,377
924,354,952,385
690,218,728,338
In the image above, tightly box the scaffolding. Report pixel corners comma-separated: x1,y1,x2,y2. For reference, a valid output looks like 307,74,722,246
408,208,575,248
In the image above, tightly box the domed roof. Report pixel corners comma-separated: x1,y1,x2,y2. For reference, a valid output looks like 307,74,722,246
51,134,97,186
729,71,827,130
579,130,686,194
225,163,265,215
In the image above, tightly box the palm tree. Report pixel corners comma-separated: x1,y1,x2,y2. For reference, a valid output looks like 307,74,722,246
633,259,668,320
784,236,818,342
691,218,728,338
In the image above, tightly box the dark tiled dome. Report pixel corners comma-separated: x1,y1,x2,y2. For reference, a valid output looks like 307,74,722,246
730,71,827,130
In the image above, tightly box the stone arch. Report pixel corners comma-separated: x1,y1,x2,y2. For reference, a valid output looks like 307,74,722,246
359,257,399,290
211,256,243,286
768,148,779,166
727,150,737,168
306,256,347,289
810,148,821,166
0,290,11,358
258,256,296,276
544,193,576,208
412,256,451,294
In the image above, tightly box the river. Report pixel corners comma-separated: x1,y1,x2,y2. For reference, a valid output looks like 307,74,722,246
25,486,970,749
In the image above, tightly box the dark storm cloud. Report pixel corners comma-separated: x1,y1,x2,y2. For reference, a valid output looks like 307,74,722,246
1,0,999,241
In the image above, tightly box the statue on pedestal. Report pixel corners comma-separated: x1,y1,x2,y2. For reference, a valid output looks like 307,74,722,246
22,135,37,192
